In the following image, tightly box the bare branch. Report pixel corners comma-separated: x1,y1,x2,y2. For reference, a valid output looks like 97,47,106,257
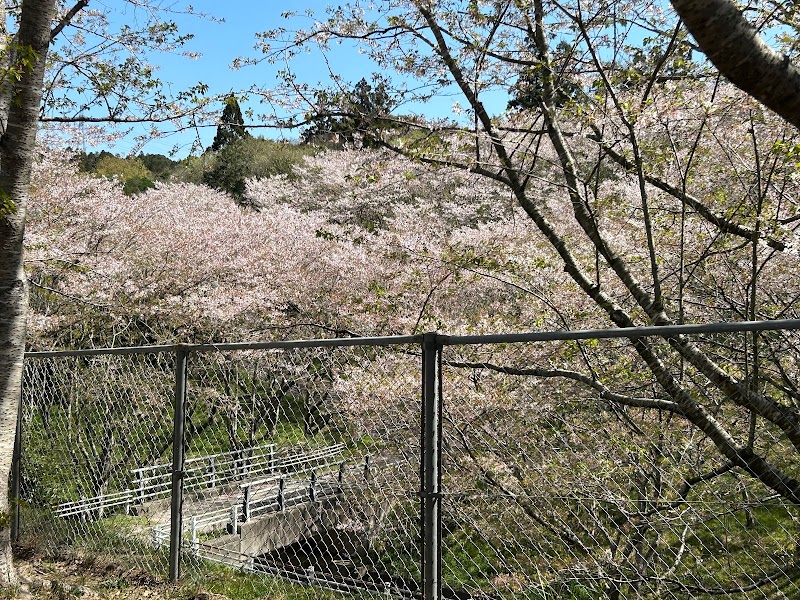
446,358,684,414
50,0,89,42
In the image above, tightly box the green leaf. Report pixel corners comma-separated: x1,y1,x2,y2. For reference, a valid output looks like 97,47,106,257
0,189,16,218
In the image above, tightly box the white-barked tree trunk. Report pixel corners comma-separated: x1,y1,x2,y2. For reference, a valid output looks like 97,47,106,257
0,0,57,584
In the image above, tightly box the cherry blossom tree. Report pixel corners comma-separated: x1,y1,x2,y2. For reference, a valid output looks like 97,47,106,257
245,1,800,594
24,149,544,518
27,148,536,345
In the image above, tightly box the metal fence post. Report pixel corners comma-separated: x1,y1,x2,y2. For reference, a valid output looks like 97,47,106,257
169,347,189,582
421,332,442,600
11,386,22,542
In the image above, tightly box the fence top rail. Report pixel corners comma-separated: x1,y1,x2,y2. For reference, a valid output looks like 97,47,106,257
24,334,423,358
441,318,800,346
22,319,800,358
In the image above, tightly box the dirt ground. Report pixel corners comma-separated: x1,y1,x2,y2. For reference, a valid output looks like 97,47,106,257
11,547,225,600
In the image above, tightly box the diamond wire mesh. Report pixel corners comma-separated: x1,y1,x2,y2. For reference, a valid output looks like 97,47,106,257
19,328,800,600
20,343,423,597
20,351,175,574
440,332,800,600
174,344,422,598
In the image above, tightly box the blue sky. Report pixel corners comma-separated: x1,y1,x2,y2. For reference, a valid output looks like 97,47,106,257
96,1,394,156
79,1,510,158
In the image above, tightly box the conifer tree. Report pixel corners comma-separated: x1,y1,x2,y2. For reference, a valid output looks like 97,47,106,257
211,94,250,151
302,78,392,148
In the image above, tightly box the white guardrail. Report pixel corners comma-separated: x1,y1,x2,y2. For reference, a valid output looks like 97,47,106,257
151,444,365,550
130,443,279,503
56,443,352,520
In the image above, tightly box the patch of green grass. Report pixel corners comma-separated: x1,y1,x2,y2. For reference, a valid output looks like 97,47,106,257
683,505,796,580
180,559,369,600
0,585,19,599
442,526,501,589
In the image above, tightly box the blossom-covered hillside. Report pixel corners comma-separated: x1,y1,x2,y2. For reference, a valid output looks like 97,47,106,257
25,148,561,348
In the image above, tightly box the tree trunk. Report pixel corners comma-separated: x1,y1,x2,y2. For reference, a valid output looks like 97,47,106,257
0,3,11,135
669,0,800,130
0,0,57,584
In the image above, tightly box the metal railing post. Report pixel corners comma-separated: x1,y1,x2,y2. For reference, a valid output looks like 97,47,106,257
230,504,239,534
169,347,189,582
421,332,442,600
137,470,145,503
190,515,198,556
244,484,252,522
11,386,22,542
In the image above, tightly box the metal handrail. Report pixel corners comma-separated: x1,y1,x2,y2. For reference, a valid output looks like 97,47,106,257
150,456,361,543
56,443,347,520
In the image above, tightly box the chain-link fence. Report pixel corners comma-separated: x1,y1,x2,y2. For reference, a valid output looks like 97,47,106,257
20,337,423,599
18,321,800,599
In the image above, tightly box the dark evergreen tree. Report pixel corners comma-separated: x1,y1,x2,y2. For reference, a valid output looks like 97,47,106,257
203,137,313,201
122,176,156,195
78,150,115,173
211,94,250,151
508,41,581,110
302,78,393,148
